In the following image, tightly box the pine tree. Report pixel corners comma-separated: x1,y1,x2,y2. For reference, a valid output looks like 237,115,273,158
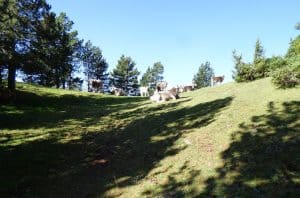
151,62,164,84
82,41,108,91
55,13,82,89
253,39,265,65
232,50,256,82
253,39,268,78
193,62,214,88
0,0,50,90
140,67,152,86
111,55,140,93
22,12,82,89
140,62,164,88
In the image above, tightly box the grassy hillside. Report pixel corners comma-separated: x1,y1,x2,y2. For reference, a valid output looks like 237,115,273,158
0,78,299,197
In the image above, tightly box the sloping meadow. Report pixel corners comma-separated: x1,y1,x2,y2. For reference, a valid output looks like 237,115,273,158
0,78,299,197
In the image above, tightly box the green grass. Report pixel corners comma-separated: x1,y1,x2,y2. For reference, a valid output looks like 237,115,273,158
0,78,299,197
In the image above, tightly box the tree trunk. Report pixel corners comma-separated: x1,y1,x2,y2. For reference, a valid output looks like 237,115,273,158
8,65,16,90
87,75,91,92
68,75,72,90
62,79,66,89
55,69,60,89
0,67,2,86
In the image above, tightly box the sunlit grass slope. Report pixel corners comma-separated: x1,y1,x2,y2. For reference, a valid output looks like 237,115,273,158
0,78,299,197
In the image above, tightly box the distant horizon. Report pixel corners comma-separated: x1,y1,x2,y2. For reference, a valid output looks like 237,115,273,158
40,1,299,88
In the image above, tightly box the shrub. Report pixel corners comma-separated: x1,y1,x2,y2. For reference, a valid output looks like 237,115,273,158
254,59,269,78
265,56,288,76
234,63,256,82
271,65,300,88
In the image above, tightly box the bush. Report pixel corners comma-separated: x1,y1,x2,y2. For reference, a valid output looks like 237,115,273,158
271,65,300,88
254,60,269,79
233,61,270,83
266,56,288,72
234,63,256,82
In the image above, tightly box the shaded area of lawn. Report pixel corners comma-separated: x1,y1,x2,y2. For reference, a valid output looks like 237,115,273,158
0,89,146,130
142,161,202,197
0,92,233,197
199,101,300,197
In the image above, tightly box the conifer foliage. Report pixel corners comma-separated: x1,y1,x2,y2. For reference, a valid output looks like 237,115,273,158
110,55,140,93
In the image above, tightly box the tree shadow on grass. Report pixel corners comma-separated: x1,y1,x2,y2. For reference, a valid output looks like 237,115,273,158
0,96,233,197
200,101,300,197
0,89,147,130
142,161,202,197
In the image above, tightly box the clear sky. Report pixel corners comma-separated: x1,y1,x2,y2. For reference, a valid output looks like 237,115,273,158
48,0,299,87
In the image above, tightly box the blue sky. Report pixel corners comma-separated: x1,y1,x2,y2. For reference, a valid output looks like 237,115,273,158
48,0,299,87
